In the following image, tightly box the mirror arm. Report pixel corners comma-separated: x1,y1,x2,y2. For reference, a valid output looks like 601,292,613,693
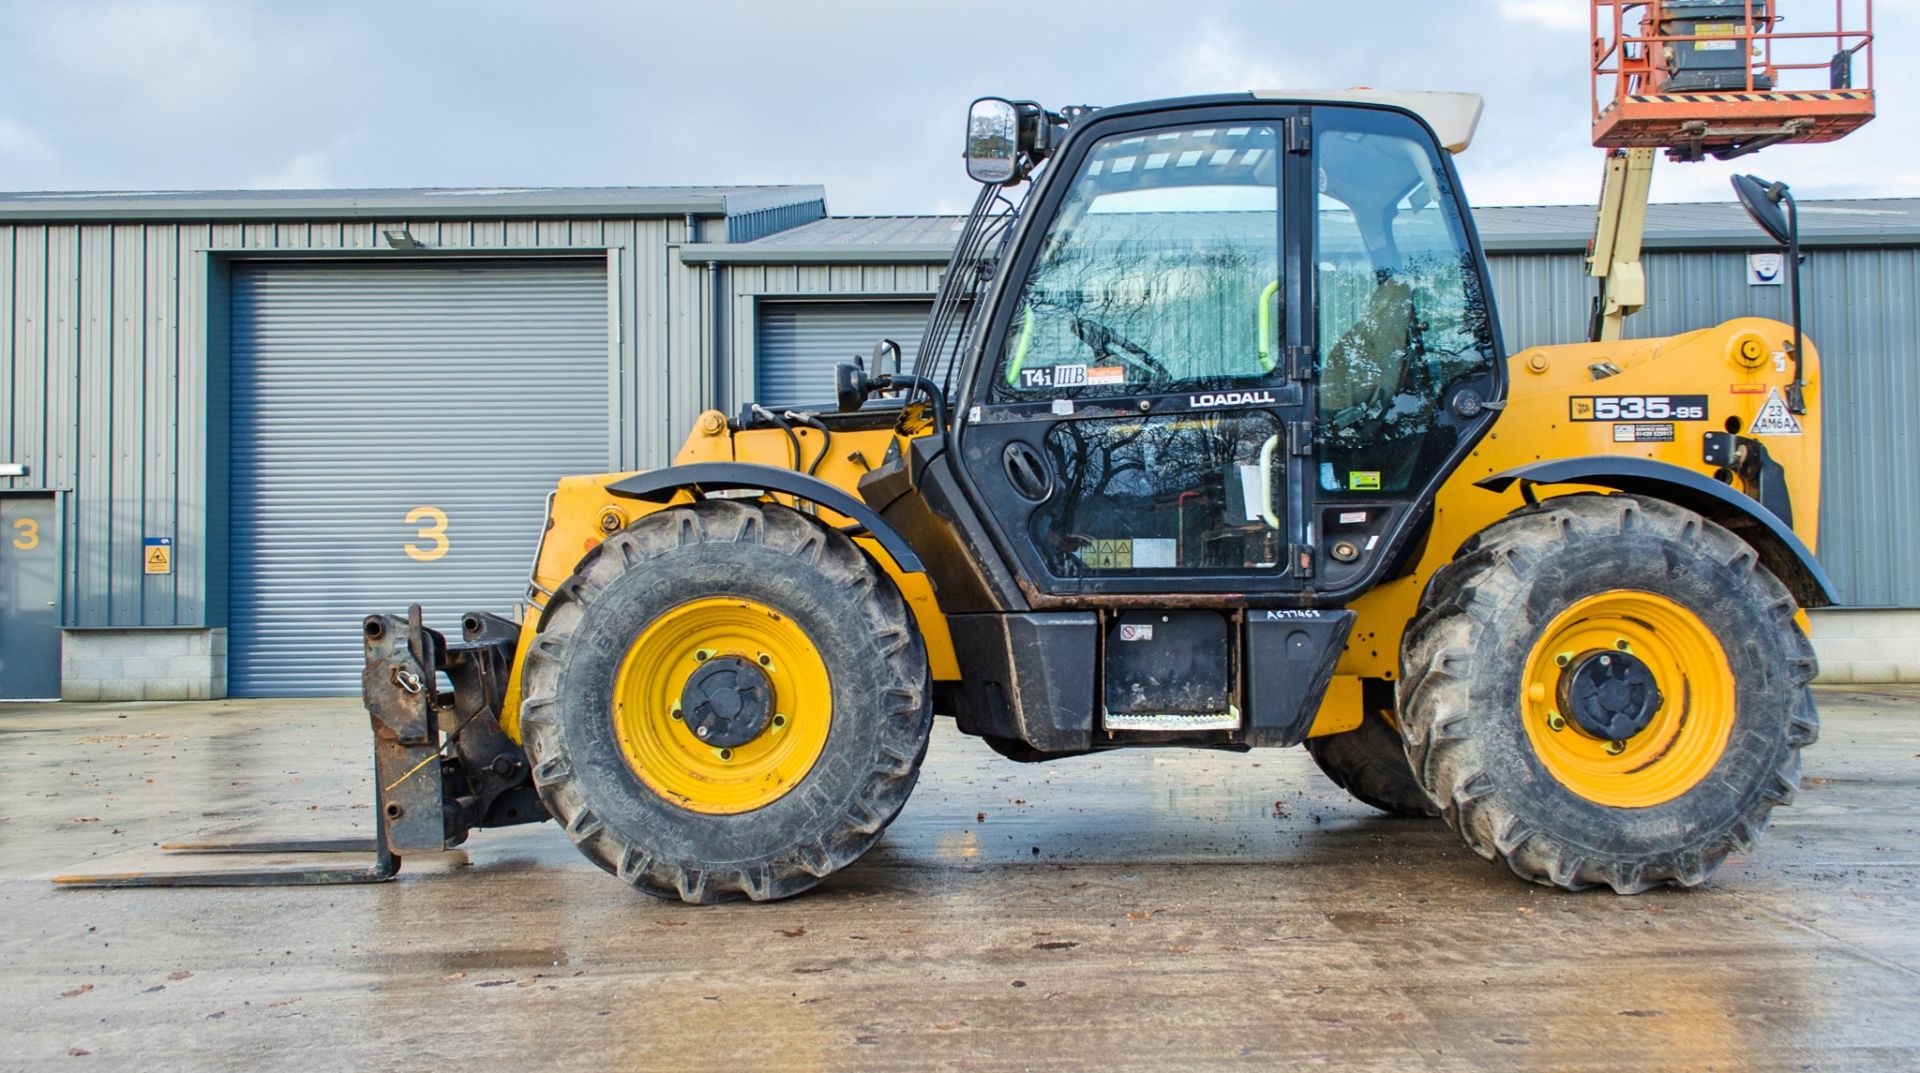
1784,191,1807,414
878,374,949,437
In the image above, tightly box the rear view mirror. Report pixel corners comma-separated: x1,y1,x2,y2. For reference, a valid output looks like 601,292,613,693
1732,174,1793,246
871,338,902,379
966,98,1020,184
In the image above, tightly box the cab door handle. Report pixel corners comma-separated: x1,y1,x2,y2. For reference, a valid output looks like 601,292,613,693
1003,442,1053,501
1257,434,1282,529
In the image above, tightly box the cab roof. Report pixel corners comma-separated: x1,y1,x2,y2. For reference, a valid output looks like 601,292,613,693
1250,89,1484,154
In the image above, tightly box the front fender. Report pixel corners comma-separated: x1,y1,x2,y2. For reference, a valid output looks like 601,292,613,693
1477,456,1837,608
605,462,927,575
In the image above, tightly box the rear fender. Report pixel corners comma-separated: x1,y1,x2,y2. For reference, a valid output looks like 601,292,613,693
1477,456,1836,608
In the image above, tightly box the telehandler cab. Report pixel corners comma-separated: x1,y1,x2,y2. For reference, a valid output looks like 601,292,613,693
63,87,1842,902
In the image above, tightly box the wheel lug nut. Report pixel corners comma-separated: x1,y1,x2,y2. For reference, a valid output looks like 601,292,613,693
1554,652,1572,668
717,749,733,761
1546,711,1567,732
771,714,787,728
757,653,773,667
1605,740,1626,755
694,725,710,740
1615,639,1631,652
694,649,712,663
670,706,683,721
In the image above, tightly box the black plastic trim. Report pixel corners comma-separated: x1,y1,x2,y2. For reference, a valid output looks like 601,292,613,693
605,462,927,574
1477,456,1837,606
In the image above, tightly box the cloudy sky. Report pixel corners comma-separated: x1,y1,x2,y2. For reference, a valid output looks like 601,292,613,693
0,1,1909,215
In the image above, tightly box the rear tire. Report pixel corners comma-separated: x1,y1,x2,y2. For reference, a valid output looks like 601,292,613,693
1399,493,1818,893
1305,709,1439,817
520,499,933,903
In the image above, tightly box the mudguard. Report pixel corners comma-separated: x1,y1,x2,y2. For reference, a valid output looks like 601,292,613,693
1477,456,1837,607
605,462,927,574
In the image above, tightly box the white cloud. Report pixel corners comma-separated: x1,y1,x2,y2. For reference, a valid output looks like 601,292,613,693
1499,1,1590,31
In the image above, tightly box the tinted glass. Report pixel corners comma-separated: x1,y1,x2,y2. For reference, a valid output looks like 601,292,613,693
1032,412,1288,575
992,124,1283,401
1314,108,1493,496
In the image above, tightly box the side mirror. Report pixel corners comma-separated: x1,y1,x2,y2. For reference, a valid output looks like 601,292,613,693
834,357,869,413
1732,173,1794,246
871,338,902,380
966,97,1020,184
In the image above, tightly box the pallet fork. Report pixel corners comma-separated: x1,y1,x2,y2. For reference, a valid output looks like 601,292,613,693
53,607,546,888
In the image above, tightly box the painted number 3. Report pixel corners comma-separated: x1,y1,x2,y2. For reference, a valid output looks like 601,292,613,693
405,506,450,562
10,517,38,550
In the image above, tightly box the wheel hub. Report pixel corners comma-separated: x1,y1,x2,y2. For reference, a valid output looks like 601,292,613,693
1558,649,1664,741
680,657,773,748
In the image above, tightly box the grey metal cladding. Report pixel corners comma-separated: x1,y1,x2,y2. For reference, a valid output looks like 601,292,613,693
226,259,610,696
755,301,934,410
0,211,725,632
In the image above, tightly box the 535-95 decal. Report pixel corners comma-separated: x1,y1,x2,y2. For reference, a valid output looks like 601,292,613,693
1570,394,1709,422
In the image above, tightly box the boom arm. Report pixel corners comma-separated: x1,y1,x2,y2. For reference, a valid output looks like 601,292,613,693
1586,147,1655,343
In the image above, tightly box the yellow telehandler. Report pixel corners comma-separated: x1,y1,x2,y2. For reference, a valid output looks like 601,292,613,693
64,41,1874,900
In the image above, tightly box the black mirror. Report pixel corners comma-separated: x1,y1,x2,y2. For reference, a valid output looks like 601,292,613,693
834,357,869,413
1732,174,1794,246
870,338,902,380
966,97,1020,184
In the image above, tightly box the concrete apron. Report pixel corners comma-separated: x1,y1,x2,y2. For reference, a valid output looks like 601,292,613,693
1,688,1917,1071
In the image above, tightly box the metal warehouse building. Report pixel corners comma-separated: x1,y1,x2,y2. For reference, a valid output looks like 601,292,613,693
1,187,1915,699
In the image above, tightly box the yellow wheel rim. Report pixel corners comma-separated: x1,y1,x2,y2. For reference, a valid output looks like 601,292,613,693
1520,590,1734,809
612,597,832,814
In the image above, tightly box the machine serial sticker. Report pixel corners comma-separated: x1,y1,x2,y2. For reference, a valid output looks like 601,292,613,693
1119,623,1154,641
1260,610,1324,620
1613,422,1675,443
1348,471,1381,490
1750,387,1804,436
1571,394,1708,421
1337,510,1368,524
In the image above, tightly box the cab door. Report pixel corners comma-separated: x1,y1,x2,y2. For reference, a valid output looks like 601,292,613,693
955,109,1313,598
1303,105,1502,595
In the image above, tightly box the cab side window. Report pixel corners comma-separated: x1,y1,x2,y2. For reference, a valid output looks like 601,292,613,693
1314,108,1493,495
991,124,1283,400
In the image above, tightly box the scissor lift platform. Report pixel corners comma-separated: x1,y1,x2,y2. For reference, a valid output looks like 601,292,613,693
1592,1,1874,160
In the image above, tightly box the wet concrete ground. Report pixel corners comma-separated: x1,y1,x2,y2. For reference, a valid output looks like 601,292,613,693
1,688,1916,1072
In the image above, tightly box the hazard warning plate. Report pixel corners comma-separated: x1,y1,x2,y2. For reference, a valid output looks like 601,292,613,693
1750,388,1804,437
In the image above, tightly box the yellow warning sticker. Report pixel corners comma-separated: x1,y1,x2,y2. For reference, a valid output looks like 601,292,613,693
1079,538,1133,569
143,537,172,575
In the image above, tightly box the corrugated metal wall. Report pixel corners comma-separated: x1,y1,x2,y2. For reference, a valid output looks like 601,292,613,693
756,301,933,408
719,262,945,413
0,214,722,630
227,259,610,695
1488,247,1920,608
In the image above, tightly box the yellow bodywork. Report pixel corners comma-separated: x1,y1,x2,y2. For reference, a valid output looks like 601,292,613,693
501,317,1818,745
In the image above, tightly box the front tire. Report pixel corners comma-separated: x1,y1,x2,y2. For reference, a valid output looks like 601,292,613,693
520,499,933,903
1304,708,1439,817
1399,494,1818,893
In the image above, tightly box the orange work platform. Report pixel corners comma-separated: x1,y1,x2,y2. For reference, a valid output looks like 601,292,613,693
1592,1,1874,160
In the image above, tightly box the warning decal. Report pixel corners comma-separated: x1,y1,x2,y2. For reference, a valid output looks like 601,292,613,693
1749,388,1804,437
143,536,172,575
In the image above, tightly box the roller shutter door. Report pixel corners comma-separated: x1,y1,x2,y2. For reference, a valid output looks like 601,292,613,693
756,301,931,408
229,259,610,696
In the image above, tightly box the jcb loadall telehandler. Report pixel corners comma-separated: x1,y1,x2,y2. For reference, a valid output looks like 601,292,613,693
64,11,1874,900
